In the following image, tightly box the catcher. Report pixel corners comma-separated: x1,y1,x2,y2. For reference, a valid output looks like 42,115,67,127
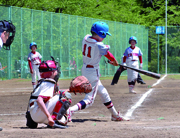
26,56,72,129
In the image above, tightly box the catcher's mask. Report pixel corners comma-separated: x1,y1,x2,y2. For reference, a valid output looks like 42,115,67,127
39,56,61,82
0,20,16,50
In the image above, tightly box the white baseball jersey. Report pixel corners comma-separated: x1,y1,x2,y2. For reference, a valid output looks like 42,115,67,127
124,46,142,82
0,37,3,51
124,46,142,62
80,34,112,109
82,34,110,67
28,51,42,65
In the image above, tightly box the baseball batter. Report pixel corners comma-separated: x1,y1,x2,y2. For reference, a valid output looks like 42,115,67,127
26,57,72,129
0,20,16,131
67,21,128,122
122,36,143,94
28,42,42,89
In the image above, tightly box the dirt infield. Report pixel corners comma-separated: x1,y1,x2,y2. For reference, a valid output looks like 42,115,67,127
0,75,180,138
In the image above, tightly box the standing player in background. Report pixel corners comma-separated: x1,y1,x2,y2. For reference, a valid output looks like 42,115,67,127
122,36,143,94
0,20,16,131
67,21,128,122
111,54,146,85
28,42,42,89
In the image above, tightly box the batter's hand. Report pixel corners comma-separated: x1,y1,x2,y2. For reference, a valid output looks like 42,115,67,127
108,60,119,66
140,63,143,69
48,116,54,126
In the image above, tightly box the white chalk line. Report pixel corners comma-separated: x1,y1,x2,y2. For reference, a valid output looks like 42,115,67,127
0,111,89,116
0,113,25,116
124,74,167,120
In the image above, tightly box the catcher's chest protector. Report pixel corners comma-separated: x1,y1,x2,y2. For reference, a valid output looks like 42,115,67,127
31,79,56,98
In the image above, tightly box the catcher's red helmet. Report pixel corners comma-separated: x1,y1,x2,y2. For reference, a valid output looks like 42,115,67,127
39,56,60,80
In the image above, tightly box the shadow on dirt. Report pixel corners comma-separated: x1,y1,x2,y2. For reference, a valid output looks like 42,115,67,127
72,119,107,123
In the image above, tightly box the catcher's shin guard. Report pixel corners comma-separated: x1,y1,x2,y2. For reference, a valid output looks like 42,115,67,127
52,99,71,121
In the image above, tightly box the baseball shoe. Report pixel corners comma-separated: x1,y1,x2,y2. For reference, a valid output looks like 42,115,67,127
66,108,74,122
111,112,129,121
137,81,146,84
129,85,136,94
47,121,68,129
140,81,146,84
129,89,136,94
0,127,2,131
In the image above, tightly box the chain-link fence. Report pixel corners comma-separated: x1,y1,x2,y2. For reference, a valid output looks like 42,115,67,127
148,26,180,74
0,6,148,80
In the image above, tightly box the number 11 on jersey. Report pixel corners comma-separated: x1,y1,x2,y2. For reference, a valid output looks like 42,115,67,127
83,44,91,58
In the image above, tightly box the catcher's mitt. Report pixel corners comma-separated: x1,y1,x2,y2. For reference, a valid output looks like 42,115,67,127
69,76,92,94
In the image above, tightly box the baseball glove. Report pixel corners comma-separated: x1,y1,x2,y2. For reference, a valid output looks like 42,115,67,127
69,76,92,94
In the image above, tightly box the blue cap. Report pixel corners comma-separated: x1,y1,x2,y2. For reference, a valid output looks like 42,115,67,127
29,42,37,49
91,21,111,38
129,36,137,44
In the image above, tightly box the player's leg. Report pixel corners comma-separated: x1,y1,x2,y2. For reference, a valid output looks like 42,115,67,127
67,78,98,121
111,66,126,85
31,65,36,89
97,80,128,121
137,73,146,84
127,61,138,94
0,127,2,131
51,93,71,126
30,95,59,124
36,65,41,82
30,95,69,128
31,74,36,89
67,66,99,121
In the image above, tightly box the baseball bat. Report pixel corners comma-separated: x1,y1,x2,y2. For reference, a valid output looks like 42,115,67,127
119,64,161,79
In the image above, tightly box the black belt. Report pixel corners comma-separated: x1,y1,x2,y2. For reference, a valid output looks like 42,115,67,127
86,65,94,68
30,102,34,107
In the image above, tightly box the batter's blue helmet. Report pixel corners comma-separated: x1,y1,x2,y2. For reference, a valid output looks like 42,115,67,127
129,36,137,44
29,42,37,49
91,21,111,38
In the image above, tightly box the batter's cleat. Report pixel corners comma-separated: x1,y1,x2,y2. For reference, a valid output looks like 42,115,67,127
111,112,129,121
129,90,136,94
129,85,136,94
0,127,2,131
66,108,74,122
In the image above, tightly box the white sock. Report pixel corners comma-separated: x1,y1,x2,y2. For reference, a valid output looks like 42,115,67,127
33,85,36,89
70,104,79,112
108,106,118,116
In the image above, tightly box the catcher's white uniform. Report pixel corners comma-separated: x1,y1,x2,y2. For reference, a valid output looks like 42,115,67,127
29,79,58,124
124,46,142,82
28,51,42,86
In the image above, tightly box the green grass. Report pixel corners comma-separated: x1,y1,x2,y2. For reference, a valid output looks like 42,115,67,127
167,74,180,80
17,78,32,82
100,74,155,81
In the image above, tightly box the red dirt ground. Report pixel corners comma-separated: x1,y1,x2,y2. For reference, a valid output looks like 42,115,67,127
0,75,180,138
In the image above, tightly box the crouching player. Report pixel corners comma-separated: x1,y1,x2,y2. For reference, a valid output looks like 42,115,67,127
26,56,72,129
